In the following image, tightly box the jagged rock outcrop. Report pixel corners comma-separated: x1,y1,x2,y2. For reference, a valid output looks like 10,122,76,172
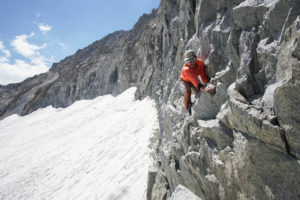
149,0,300,200
0,0,300,199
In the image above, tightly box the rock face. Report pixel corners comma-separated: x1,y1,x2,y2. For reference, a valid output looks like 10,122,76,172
169,185,202,200
1,0,300,200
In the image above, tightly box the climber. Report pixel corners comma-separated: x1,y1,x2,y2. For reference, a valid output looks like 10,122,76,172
179,50,215,115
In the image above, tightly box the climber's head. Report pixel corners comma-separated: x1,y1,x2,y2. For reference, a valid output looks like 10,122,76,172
184,50,197,68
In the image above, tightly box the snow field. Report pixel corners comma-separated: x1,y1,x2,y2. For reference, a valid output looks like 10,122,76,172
0,87,159,200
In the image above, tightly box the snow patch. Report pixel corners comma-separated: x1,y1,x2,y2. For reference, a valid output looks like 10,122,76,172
0,87,159,200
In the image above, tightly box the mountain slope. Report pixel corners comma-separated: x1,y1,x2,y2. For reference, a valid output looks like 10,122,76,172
0,11,157,119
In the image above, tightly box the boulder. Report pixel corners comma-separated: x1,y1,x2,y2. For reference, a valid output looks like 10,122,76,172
169,185,201,200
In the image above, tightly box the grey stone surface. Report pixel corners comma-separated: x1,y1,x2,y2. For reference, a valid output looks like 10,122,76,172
169,185,201,200
233,0,268,30
274,16,300,159
147,168,158,200
151,170,169,200
1,0,300,200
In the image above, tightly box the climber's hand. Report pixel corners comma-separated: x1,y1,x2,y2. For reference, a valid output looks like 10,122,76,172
198,84,215,94
205,85,215,93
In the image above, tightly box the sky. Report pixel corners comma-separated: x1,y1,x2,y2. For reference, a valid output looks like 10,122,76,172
0,87,159,199
0,0,161,85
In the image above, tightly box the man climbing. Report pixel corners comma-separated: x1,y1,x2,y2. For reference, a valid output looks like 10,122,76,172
179,50,215,115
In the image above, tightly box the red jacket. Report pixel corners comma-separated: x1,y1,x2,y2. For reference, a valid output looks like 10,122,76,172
180,59,209,88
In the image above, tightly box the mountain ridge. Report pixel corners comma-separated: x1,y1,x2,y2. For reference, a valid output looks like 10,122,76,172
0,9,158,119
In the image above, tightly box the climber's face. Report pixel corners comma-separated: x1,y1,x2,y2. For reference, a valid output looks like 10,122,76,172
185,57,196,68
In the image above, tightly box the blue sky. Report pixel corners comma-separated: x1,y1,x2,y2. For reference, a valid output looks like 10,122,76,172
0,0,160,85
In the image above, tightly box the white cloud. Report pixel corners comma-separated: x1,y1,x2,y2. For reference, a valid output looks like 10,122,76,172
0,36,51,85
11,33,47,58
0,59,49,85
58,42,67,50
38,23,52,34
0,41,11,62
36,13,41,18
